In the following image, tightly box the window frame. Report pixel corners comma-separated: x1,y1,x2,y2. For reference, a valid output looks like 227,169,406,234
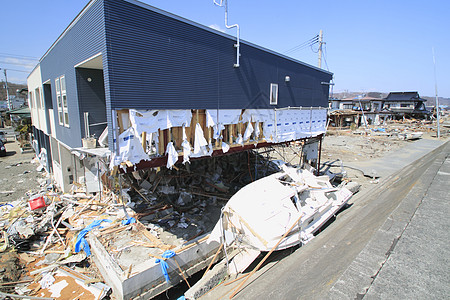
29,92,34,109
270,83,278,105
35,87,43,110
55,75,69,127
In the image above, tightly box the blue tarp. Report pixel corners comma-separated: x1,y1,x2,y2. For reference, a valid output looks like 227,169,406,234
75,219,112,256
155,250,177,282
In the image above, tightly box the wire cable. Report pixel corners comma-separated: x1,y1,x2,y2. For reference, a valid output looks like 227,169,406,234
323,43,330,71
0,53,39,60
0,68,30,73
284,35,319,55
0,60,35,68
285,38,319,55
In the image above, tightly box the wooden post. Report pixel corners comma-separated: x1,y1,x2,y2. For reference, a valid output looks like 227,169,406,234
141,132,147,151
158,129,164,155
229,124,234,144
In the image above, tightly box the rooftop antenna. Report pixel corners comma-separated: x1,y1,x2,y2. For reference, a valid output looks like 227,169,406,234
432,47,440,139
213,0,240,67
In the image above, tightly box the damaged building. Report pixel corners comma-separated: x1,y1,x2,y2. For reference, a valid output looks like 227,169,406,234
25,0,344,298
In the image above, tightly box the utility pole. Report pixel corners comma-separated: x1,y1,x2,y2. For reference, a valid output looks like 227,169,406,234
318,29,323,69
1,68,11,111
432,47,440,139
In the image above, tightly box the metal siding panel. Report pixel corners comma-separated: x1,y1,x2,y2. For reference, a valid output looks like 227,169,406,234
104,0,331,110
39,0,106,148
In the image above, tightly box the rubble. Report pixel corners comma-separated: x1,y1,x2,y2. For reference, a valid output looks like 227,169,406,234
0,139,363,299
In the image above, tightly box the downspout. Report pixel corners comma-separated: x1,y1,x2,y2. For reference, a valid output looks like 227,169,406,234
213,0,240,67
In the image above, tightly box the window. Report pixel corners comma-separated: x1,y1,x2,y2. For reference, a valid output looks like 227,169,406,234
55,75,69,127
270,83,278,105
29,92,33,109
400,103,409,108
35,87,42,109
343,104,353,109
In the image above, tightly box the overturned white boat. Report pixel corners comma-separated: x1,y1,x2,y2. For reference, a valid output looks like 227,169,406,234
209,164,353,253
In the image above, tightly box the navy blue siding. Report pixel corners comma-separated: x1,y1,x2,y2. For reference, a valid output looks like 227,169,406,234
76,68,107,139
39,0,107,148
104,0,331,110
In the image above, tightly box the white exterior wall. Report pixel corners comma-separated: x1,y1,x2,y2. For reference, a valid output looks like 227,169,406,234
27,66,42,130
339,101,353,110
27,66,49,134
387,101,414,109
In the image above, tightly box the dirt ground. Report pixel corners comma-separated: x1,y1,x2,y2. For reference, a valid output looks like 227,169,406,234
0,140,46,204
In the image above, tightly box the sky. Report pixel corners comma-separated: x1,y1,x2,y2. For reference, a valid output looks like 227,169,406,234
1,0,449,97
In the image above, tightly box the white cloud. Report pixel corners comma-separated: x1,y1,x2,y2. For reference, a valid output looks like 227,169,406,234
209,24,226,33
4,57,35,70
8,76,27,84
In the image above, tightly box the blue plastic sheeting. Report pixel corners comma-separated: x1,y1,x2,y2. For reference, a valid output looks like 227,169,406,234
121,217,136,225
372,128,386,132
155,250,176,282
75,219,112,256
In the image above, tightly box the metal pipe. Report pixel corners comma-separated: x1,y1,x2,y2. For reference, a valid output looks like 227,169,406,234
213,0,240,67
317,134,323,175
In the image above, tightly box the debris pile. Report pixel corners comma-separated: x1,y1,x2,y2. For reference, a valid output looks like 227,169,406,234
0,146,360,299
1,189,112,299
0,150,282,299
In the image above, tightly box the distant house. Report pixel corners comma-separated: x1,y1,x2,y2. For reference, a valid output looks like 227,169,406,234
0,96,28,112
27,0,332,194
383,91,430,118
329,91,431,128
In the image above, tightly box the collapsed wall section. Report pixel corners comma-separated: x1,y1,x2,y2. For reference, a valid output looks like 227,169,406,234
110,107,327,172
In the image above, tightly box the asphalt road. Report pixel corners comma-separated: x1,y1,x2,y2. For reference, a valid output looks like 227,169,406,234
202,139,449,300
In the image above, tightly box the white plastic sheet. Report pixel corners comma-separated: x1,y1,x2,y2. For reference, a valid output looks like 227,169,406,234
110,127,149,168
222,142,230,153
241,109,274,123
130,109,192,135
206,109,242,127
181,126,191,164
165,142,178,169
243,122,254,141
206,109,242,140
192,123,209,157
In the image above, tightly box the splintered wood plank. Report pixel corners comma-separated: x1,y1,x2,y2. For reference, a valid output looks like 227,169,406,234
116,109,130,134
158,129,164,155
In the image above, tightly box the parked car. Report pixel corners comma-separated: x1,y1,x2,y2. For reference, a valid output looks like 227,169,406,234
0,140,6,156
0,131,6,143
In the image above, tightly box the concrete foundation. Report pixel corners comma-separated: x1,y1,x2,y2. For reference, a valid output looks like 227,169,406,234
88,234,220,299
184,257,228,300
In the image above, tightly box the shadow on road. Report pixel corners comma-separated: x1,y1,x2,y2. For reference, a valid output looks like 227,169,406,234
5,150,17,157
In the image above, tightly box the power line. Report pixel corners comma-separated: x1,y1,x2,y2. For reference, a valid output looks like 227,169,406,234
0,60,35,68
0,52,39,61
323,43,330,71
285,37,319,55
0,68,30,73
284,35,319,55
